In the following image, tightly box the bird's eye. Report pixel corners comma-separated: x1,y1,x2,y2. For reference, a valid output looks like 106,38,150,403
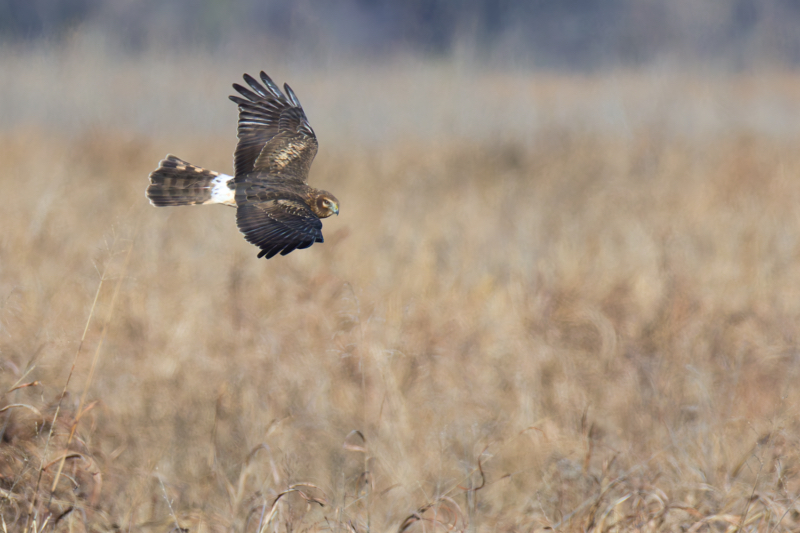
322,200,330,207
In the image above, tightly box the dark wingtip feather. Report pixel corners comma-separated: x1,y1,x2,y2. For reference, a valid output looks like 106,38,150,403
259,72,284,98
264,246,281,259
284,84,301,107
280,243,298,256
243,73,270,98
229,95,251,106
232,83,262,103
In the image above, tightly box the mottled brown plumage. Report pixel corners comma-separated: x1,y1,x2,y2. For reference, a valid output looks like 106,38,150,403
146,71,339,259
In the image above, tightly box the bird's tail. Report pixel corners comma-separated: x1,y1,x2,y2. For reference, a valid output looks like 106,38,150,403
146,155,233,207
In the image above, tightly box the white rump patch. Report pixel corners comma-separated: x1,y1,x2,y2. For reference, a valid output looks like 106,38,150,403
205,174,236,205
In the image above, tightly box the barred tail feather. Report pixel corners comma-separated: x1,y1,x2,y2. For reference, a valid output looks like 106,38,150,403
146,155,235,207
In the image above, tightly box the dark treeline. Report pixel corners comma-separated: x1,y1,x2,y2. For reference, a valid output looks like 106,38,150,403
2,0,799,68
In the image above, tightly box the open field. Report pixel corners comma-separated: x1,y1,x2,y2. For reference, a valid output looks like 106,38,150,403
3,50,800,532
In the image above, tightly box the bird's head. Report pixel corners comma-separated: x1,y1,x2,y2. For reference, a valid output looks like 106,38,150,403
312,191,340,218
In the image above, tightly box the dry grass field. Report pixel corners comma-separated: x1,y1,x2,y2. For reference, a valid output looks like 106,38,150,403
3,46,800,532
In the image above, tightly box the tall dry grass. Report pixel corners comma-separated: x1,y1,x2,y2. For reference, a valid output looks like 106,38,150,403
2,53,800,532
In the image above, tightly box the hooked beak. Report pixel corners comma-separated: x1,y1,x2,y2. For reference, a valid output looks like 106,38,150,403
333,204,339,215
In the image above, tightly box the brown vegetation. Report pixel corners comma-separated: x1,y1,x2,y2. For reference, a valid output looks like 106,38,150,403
2,62,800,532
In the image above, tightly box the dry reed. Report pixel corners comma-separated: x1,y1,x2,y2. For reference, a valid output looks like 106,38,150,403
2,55,800,533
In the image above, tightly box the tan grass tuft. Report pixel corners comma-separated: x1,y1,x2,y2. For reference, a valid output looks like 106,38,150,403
3,54,800,532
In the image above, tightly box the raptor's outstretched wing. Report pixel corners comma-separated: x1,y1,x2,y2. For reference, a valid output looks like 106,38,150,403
235,198,323,259
229,72,318,181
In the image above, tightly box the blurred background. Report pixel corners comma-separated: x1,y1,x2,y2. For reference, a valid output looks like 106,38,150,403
3,0,800,68
3,2,800,533
3,0,800,141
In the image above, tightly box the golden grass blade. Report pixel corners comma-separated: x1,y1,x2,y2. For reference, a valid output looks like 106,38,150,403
50,228,138,495
6,381,40,394
25,231,120,525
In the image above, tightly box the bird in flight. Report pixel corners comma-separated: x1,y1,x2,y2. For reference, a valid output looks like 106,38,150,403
146,71,340,259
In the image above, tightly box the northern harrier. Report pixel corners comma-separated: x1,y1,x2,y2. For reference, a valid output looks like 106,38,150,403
146,71,339,259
